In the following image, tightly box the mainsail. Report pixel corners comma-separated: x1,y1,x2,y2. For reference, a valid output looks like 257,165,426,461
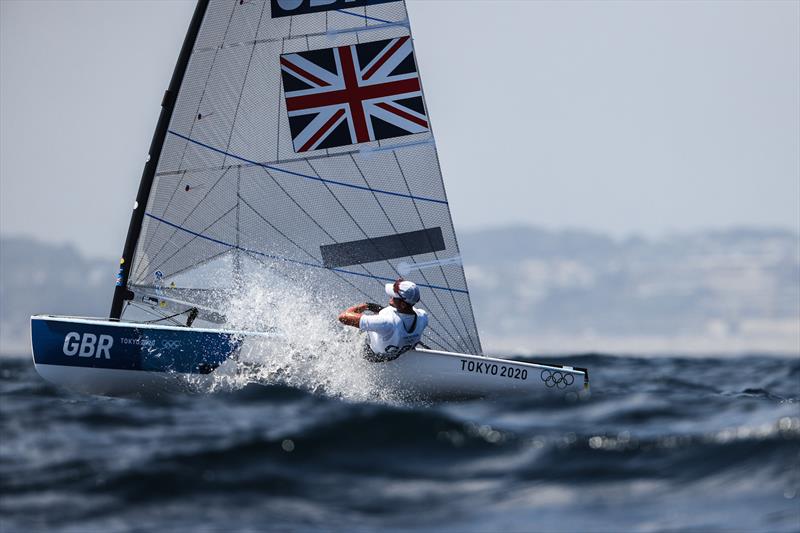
111,0,482,355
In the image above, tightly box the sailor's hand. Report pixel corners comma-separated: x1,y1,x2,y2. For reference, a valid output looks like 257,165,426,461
365,303,383,313
352,303,370,313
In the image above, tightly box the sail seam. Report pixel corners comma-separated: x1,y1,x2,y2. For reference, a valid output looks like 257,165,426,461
144,212,469,295
153,139,435,178
192,20,408,54
167,130,448,205
334,9,393,25
144,205,238,281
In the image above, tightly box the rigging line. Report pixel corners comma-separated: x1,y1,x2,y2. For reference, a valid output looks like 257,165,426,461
127,301,185,326
132,167,234,281
144,212,468,294
154,138,435,177
391,150,478,354
345,153,470,352
304,158,466,352
334,8,392,25
145,205,238,279
167,130,448,205
142,308,195,325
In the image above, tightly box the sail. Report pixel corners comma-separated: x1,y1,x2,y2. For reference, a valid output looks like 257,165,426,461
118,0,482,354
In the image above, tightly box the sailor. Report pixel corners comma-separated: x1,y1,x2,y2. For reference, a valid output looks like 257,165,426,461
338,278,429,361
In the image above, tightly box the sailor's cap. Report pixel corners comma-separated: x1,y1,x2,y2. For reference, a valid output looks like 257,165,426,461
385,279,421,305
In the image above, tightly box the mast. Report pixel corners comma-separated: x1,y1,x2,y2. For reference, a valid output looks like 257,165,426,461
110,0,210,320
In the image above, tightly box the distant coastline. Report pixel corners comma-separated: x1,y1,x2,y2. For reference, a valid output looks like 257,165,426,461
2,226,798,356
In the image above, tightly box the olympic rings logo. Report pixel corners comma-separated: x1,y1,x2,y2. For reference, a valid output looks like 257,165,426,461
540,369,575,389
161,340,182,350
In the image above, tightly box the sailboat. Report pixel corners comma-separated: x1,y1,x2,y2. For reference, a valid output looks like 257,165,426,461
30,0,588,399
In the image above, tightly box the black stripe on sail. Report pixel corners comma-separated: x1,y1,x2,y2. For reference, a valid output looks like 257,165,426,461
320,228,446,269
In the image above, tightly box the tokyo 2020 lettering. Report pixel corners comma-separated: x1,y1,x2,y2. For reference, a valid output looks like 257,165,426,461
459,359,528,380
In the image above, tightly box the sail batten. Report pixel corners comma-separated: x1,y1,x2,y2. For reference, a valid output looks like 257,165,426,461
123,0,483,354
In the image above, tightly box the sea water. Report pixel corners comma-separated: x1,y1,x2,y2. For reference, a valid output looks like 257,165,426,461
1,353,798,532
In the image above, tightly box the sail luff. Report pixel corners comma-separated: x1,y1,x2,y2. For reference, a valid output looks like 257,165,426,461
110,0,211,319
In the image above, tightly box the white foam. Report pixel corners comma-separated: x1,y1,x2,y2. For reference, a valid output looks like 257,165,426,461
195,270,406,404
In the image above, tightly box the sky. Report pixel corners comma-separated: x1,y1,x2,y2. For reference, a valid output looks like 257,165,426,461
1,0,798,258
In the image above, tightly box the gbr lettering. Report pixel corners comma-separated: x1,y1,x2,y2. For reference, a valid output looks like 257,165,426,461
62,332,113,359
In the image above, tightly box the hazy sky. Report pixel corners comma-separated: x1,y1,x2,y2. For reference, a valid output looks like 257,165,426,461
1,0,798,258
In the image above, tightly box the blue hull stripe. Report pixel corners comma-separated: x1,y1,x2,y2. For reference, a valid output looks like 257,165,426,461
31,319,237,374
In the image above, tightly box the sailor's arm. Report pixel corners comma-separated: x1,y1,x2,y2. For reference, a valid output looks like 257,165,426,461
338,303,368,327
338,303,383,327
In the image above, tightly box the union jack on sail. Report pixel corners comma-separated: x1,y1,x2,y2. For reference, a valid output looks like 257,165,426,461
281,37,429,153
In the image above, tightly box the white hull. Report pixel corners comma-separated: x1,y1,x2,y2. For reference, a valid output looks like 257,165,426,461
373,348,588,400
31,315,588,400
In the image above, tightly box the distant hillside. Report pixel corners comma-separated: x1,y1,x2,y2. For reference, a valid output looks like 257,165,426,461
460,226,799,354
0,237,115,354
1,228,798,355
